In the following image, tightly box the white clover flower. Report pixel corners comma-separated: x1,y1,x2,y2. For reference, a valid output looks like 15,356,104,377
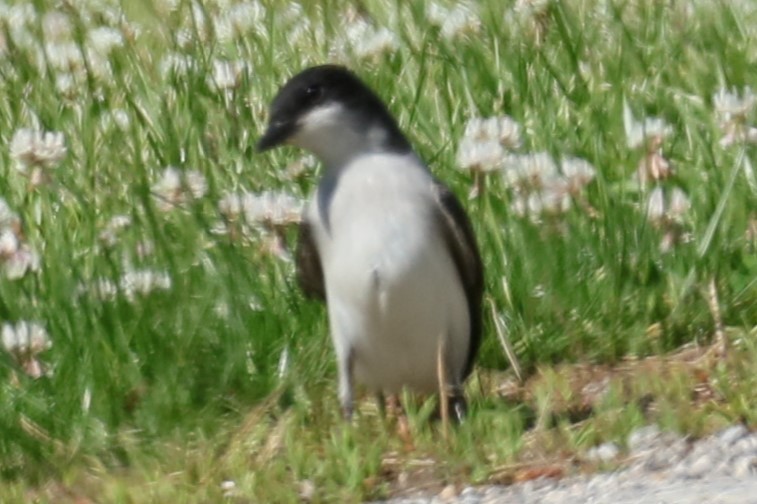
456,138,506,173
0,4,37,49
2,320,50,356
152,166,182,208
492,117,522,149
426,2,449,25
667,187,691,222
108,214,132,230
287,17,315,46
645,186,690,225
185,170,208,199
625,117,672,150
356,28,398,60
718,123,757,147
187,1,209,40
10,128,67,171
175,28,194,49
510,192,528,217
443,6,481,39
76,278,119,301
713,88,757,147
427,2,480,40
0,228,19,258
636,150,672,185
280,2,304,23
87,27,124,56
42,11,73,42
159,53,196,78
152,167,207,211
98,214,132,247
462,117,487,140
623,102,673,150
527,179,572,216
101,109,130,131
514,0,552,15
120,269,172,300
207,59,248,91
1,320,50,379
0,200,38,279
713,87,755,120
44,41,85,71
463,115,522,149
219,192,244,220
4,245,40,280
219,190,302,243
241,191,303,228
509,0,551,43
560,157,596,190
92,278,119,301
338,18,398,60
86,50,114,82
458,115,523,197
213,1,266,42
646,186,666,223
2,4,37,28
644,186,691,252
513,177,572,217
55,73,78,97
502,152,559,189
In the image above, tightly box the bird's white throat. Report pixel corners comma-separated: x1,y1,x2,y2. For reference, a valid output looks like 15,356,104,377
290,102,390,168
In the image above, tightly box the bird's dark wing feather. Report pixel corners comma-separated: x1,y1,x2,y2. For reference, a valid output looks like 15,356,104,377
431,179,484,379
295,219,326,301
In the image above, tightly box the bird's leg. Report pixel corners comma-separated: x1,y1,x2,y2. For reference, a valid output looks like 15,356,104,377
437,337,450,437
375,391,387,418
438,335,468,425
338,347,355,420
448,388,468,424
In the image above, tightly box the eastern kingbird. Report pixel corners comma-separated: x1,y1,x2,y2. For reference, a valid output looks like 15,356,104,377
258,65,483,421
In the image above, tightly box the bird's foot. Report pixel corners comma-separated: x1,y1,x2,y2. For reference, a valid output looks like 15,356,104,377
448,394,468,424
341,402,354,421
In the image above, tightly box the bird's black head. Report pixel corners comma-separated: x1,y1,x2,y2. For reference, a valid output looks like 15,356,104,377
256,65,411,160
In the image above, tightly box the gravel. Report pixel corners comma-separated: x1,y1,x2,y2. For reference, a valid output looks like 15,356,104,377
377,425,757,504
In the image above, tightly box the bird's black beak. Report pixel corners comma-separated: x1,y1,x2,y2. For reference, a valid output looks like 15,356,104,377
256,120,296,152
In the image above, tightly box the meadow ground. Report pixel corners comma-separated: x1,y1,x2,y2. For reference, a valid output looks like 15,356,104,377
0,0,755,501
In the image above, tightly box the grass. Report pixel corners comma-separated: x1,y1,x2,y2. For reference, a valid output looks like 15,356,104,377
0,0,755,501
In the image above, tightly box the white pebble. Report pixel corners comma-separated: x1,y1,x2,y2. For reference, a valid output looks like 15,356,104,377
628,425,661,453
732,455,757,478
587,442,621,463
718,424,749,446
684,454,713,479
733,435,757,456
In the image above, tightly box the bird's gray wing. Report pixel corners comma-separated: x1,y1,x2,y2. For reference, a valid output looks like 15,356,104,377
431,179,484,379
295,218,326,301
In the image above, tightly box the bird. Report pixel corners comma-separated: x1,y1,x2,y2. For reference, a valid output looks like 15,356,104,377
257,65,483,421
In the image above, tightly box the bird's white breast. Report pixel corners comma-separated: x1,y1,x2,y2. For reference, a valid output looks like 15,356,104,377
308,153,470,394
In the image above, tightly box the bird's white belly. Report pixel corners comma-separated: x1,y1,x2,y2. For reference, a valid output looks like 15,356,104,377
314,162,470,394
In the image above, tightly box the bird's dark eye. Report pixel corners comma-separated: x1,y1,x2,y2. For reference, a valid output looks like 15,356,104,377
304,84,323,103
